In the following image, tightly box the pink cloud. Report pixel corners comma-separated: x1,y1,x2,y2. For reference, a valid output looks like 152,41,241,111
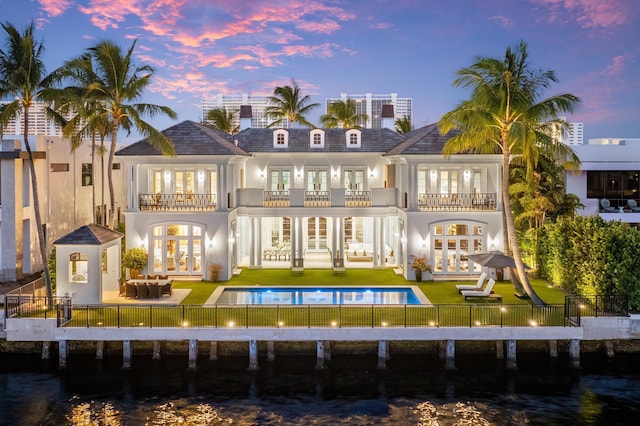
533,0,630,29
38,0,73,17
370,22,392,30
489,15,514,28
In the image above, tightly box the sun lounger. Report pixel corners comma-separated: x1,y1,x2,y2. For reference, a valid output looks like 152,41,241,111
462,278,501,301
456,272,487,294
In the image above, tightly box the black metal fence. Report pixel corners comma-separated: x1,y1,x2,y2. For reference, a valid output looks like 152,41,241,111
564,294,628,326
53,303,574,329
4,295,72,327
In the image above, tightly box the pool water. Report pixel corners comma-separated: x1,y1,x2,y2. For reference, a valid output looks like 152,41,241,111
213,287,425,305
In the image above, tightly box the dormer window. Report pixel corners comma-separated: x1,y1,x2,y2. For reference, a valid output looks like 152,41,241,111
346,129,361,148
273,129,289,148
310,129,325,148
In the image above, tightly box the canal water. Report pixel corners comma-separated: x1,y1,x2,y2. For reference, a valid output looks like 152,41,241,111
1,351,639,425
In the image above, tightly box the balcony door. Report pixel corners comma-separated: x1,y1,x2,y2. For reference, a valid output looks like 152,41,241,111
439,170,459,194
270,169,291,191
344,169,365,191
307,170,328,191
432,222,484,275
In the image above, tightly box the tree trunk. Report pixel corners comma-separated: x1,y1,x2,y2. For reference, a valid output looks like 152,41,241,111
502,147,545,305
91,133,96,223
107,120,118,229
23,106,54,306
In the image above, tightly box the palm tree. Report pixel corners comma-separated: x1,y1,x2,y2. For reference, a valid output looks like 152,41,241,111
205,107,239,134
320,98,367,128
394,116,413,134
64,40,177,228
439,40,581,305
265,78,319,128
0,21,64,304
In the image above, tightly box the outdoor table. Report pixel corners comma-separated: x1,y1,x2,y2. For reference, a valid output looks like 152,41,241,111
126,279,172,299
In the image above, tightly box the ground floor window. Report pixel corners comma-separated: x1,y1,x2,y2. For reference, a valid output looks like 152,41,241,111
432,221,485,274
151,223,202,275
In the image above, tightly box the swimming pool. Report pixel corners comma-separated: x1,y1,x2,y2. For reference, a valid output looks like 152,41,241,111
210,286,429,305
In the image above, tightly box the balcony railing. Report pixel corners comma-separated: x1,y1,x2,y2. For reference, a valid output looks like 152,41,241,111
304,190,330,207
263,190,290,207
418,193,497,211
345,190,372,207
139,193,217,212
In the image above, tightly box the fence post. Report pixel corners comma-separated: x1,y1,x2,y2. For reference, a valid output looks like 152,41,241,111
117,305,121,328
469,305,472,327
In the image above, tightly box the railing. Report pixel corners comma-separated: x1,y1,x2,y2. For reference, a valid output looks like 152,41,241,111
263,190,290,207
418,193,497,211
345,190,372,207
139,193,216,211
565,294,628,325
6,276,47,297
5,295,72,327
304,190,330,207
52,303,574,328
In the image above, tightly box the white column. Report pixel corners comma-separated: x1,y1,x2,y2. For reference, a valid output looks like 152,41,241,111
209,341,218,361
249,217,256,266
256,217,262,267
548,340,558,358
495,340,504,359
569,339,581,369
58,340,68,369
42,341,50,360
122,340,132,370
267,341,275,362
445,339,456,370
373,217,380,267
506,339,517,370
377,340,388,369
188,339,197,371
152,340,161,360
96,341,104,360
290,216,297,265
315,340,325,369
248,340,259,371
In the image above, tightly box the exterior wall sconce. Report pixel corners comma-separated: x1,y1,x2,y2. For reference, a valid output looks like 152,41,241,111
464,169,471,180
164,171,171,182
430,170,437,180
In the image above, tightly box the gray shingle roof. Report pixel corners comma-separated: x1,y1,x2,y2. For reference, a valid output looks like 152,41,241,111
231,128,406,153
116,120,250,156
384,123,461,155
54,224,123,245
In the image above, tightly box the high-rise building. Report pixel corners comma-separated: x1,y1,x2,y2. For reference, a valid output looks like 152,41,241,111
202,94,283,130
564,122,584,145
1,101,64,136
325,93,412,129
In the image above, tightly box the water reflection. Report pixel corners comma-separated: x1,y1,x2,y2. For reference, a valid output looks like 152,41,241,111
1,352,639,425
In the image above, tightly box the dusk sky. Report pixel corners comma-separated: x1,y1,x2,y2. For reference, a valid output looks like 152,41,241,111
3,0,639,143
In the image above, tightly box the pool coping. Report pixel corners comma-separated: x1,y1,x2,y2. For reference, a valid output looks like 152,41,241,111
205,285,431,306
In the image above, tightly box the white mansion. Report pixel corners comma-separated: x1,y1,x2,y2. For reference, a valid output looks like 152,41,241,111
116,115,506,282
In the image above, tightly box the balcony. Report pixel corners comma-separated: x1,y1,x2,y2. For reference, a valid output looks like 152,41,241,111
263,190,290,207
418,193,497,211
139,193,216,212
345,190,372,207
304,190,331,207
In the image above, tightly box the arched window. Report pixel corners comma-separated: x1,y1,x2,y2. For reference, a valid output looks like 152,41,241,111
69,252,88,282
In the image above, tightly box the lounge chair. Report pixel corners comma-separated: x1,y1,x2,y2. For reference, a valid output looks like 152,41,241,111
462,278,501,301
456,272,487,294
600,198,617,212
627,199,640,212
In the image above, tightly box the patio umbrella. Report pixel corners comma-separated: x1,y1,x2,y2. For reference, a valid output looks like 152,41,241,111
467,250,529,269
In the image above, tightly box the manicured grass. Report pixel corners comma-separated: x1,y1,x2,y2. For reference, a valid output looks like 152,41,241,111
172,269,567,306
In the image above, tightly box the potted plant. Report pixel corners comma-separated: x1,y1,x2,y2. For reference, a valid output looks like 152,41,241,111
208,262,222,282
410,255,431,282
122,247,148,279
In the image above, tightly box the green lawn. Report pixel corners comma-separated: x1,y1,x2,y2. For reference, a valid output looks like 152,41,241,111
172,269,567,306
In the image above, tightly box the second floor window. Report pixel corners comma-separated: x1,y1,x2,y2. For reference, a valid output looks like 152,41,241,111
344,169,365,191
82,163,93,186
270,169,291,191
440,170,459,194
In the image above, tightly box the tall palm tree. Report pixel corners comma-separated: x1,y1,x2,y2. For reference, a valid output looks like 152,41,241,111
320,98,368,128
394,116,413,134
0,21,64,304
439,40,581,305
265,78,319,128
64,40,177,228
205,107,239,134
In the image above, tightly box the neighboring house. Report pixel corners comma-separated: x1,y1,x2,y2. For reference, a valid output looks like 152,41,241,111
117,114,505,282
325,93,413,129
0,135,125,282
565,138,640,227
